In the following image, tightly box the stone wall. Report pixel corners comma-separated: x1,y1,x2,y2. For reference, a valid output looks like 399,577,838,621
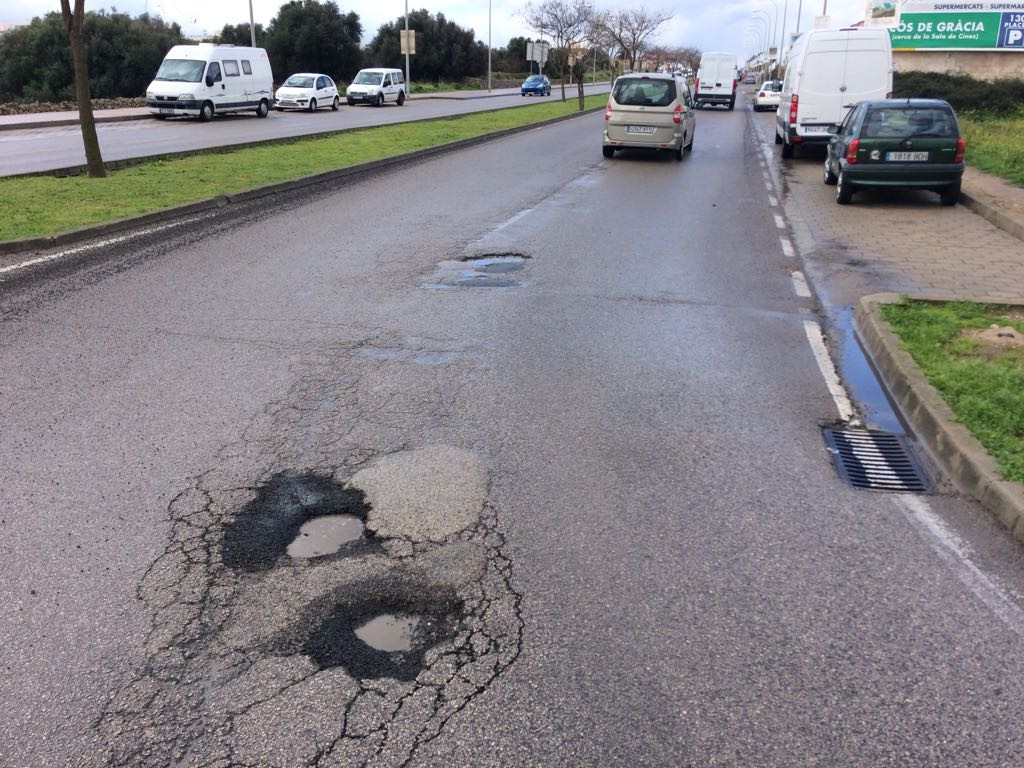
894,51,1024,81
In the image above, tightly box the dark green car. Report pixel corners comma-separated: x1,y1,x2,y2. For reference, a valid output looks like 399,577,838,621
823,99,965,206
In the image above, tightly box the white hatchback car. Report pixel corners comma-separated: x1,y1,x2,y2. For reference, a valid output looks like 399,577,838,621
274,73,340,112
753,80,782,111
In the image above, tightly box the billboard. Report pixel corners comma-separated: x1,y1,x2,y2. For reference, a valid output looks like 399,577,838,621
867,1,1024,49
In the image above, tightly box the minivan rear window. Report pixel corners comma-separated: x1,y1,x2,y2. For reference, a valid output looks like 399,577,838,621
613,78,676,107
861,107,957,139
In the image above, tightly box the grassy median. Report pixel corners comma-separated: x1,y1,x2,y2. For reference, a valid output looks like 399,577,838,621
882,298,1024,484
959,110,1024,189
0,95,605,242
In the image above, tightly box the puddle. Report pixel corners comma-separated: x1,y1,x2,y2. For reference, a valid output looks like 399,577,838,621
287,514,364,559
455,276,520,288
428,254,528,289
354,613,419,652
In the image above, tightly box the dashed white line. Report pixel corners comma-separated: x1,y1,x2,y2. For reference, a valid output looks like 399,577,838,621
791,270,811,298
780,237,795,258
768,195,779,207
774,214,786,230
803,319,855,422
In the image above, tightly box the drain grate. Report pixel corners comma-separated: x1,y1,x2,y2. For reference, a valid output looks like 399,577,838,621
822,428,930,493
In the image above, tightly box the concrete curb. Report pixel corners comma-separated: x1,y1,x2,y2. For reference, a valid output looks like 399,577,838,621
855,292,1024,544
0,105,604,262
960,187,1024,244
0,113,147,132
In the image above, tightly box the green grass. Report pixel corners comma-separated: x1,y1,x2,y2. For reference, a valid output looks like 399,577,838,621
0,94,606,242
882,298,1024,484
959,110,1024,188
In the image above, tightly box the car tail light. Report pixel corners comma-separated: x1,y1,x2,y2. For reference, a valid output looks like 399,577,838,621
954,136,965,163
673,103,682,124
695,77,699,93
789,93,798,125
846,138,860,164
759,91,766,98
732,79,737,93
605,102,612,121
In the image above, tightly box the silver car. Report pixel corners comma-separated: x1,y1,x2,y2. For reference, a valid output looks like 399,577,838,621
602,73,696,161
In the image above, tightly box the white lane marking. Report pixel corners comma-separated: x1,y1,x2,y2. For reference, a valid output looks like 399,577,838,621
490,207,532,233
896,495,1024,636
780,237,795,258
774,214,786,230
803,319,855,422
791,270,811,298
768,195,779,207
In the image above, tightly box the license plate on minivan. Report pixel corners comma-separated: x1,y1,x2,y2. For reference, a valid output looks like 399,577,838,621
886,151,929,161
159,108,174,114
626,125,656,135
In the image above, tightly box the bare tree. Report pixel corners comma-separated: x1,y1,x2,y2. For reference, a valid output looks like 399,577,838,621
60,0,105,178
598,7,673,72
522,0,594,106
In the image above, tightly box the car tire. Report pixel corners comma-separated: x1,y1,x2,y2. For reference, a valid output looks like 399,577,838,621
376,93,384,107
545,88,550,96
397,91,405,106
940,179,961,206
728,98,735,111
331,96,340,111
684,131,694,152
602,146,615,158
675,145,684,162
836,170,853,204
781,140,794,158
198,101,214,122
256,99,269,118
521,92,526,97
347,97,354,106
823,157,838,185
274,106,284,111
774,130,782,145
308,98,317,112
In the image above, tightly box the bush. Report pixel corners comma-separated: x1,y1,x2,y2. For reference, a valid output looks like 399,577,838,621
893,71,1024,116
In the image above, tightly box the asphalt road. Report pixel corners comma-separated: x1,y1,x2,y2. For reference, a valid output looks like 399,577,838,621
2,95,1024,767
0,84,609,177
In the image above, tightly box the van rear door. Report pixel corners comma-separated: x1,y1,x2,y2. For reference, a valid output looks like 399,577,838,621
842,36,892,105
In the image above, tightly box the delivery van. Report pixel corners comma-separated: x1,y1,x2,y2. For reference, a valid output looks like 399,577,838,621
346,68,407,107
776,27,892,157
695,52,738,110
146,44,274,121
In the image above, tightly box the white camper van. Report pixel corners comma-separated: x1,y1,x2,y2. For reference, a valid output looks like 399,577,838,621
776,27,892,157
695,52,738,110
146,44,274,121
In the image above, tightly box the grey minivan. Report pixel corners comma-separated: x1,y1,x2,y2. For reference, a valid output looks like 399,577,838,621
602,73,696,161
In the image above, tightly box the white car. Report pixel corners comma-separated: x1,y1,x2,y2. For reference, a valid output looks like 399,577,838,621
274,73,340,112
753,80,782,111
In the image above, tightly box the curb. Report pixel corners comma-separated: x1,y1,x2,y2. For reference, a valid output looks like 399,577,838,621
0,113,147,132
960,187,1024,244
855,293,1024,544
0,105,604,262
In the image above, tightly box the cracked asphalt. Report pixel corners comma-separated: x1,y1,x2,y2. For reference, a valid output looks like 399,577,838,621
3,102,1024,767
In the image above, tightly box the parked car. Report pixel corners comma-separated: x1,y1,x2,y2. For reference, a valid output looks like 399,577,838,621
521,74,551,96
274,73,339,112
744,73,757,84
347,68,406,107
823,99,965,206
602,72,696,161
753,80,782,111
695,51,738,110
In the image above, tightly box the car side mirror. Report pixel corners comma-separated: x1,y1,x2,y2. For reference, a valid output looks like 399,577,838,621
206,75,215,87
827,124,840,134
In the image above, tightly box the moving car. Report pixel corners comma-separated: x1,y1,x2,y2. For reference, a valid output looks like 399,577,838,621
776,27,892,158
274,73,340,112
823,99,965,206
753,80,782,111
744,73,757,84
695,52,738,110
347,68,406,107
521,74,551,96
146,43,273,121
602,73,696,161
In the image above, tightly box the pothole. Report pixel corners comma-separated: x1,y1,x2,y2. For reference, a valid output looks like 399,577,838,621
427,253,529,289
457,251,530,262
287,514,364,559
354,613,419,652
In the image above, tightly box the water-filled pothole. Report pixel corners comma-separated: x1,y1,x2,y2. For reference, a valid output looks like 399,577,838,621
354,613,419,652
287,514,364,559
428,253,529,289
222,473,373,571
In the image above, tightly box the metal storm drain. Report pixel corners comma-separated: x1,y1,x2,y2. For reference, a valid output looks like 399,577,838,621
822,428,930,493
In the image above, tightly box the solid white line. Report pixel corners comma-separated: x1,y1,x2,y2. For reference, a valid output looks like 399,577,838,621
791,270,812,298
774,214,786,230
780,237,795,258
896,495,1024,636
803,319,855,422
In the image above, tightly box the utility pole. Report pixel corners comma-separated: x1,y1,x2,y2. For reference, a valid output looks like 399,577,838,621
248,0,256,46
404,0,411,94
487,0,492,91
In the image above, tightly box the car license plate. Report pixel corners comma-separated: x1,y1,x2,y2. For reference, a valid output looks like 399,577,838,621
801,125,829,133
159,108,174,114
886,151,929,161
626,125,656,135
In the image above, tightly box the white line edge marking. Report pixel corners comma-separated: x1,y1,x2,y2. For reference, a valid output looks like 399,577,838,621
774,214,786,230
768,195,779,207
791,271,811,298
803,319,855,422
896,495,1024,635
780,238,795,258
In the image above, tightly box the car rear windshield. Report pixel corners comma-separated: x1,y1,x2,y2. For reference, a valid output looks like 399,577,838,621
154,59,205,83
759,81,782,91
613,78,676,107
861,107,958,139
284,75,314,88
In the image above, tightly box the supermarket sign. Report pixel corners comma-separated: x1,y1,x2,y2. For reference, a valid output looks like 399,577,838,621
866,1,1024,49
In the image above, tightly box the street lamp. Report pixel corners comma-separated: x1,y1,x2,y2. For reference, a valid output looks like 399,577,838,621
248,0,256,46
487,0,492,91
404,0,411,94
761,0,779,77
751,13,770,78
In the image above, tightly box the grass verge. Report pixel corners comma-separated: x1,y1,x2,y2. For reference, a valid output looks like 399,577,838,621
881,298,1024,484
959,110,1024,189
0,94,605,242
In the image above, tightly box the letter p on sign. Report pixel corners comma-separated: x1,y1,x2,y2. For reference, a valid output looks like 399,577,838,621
1009,29,1024,46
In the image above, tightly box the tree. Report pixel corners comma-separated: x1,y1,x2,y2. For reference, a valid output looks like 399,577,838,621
365,10,487,84
60,0,104,178
597,7,673,71
264,1,362,84
214,22,265,47
522,0,594,106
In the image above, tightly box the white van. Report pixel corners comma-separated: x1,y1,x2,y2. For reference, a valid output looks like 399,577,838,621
776,28,892,157
346,68,406,107
695,52,738,110
146,44,274,121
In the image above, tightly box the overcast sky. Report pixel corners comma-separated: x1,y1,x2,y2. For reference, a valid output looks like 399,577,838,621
3,0,870,61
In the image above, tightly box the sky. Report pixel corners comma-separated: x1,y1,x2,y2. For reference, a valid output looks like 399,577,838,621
2,0,871,61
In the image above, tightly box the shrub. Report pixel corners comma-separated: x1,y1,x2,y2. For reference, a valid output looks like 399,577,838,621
893,71,1024,116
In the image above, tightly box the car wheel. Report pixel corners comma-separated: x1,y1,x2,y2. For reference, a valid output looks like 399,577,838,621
308,98,317,112
728,98,735,111
153,114,167,120
376,93,384,107
397,90,405,106
602,146,615,158
940,179,961,206
823,157,837,185
256,99,269,118
198,101,214,122
774,130,782,145
347,97,354,106
274,106,284,111
781,139,794,158
675,145,684,162
521,92,526,97
331,96,340,111
836,169,853,204
545,88,551,96
684,131,694,152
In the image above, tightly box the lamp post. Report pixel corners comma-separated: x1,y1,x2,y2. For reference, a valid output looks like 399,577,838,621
404,0,411,93
778,0,789,80
487,0,492,91
248,0,256,46
751,13,770,79
761,0,779,78
795,0,804,34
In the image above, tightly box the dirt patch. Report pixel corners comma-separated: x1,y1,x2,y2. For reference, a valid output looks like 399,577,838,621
964,325,1024,359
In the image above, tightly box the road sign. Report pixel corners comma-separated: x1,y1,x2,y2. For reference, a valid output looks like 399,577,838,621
400,30,416,55
526,40,550,65
868,1,1024,50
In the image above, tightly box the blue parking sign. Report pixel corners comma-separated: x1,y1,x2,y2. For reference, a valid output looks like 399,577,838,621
999,12,1024,47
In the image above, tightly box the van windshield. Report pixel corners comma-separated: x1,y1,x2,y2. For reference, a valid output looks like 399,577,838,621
613,78,676,107
154,59,205,83
353,71,383,85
